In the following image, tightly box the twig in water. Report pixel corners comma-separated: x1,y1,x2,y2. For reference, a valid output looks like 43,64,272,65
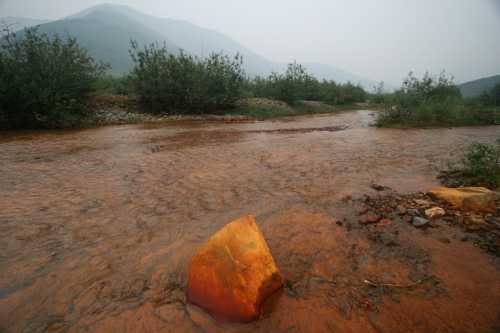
363,276,432,288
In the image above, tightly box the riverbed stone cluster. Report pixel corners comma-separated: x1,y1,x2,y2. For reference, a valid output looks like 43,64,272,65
356,186,500,254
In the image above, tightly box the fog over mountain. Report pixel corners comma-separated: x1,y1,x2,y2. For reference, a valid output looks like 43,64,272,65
0,16,50,31
1,0,499,87
3,4,381,88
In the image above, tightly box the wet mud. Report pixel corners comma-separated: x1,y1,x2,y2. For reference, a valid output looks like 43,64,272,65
0,111,499,332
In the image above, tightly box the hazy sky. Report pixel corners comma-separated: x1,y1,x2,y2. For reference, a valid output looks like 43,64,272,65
1,0,499,85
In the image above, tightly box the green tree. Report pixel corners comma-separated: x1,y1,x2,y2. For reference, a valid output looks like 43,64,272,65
0,27,107,129
480,83,500,107
129,41,244,114
267,62,317,104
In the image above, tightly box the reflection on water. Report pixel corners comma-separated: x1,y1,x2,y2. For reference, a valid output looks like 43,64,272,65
0,111,499,332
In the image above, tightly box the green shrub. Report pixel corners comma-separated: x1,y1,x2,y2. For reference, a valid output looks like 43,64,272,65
479,83,500,107
245,63,367,106
370,82,386,104
129,41,245,114
0,27,107,129
462,140,500,187
264,62,317,104
328,81,367,105
93,75,133,96
376,71,499,127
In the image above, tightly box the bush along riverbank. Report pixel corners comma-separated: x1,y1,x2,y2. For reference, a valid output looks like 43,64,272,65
439,140,500,189
1,28,369,130
374,72,500,127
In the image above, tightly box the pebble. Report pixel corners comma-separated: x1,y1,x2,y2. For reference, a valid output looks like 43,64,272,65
414,199,432,208
407,208,420,216
412,216,430,228
425,207,445,219
359,213,382,225
396,205,407,215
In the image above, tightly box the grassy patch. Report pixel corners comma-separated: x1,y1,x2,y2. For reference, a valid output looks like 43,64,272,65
439,140,500,189
376,101,500,128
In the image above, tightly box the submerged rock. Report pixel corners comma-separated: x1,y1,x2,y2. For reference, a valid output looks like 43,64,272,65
429,187,497,213
187,215,283,322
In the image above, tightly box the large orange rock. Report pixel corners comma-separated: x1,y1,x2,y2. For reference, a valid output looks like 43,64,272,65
187,215,283,322
428,187,497,213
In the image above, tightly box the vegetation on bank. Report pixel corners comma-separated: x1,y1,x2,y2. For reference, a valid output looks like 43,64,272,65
2,28,499,130
129,41,245,114
374,72,500,127
0,28,369,129
243,62,367,106
440,140,500,189
0,28,107,129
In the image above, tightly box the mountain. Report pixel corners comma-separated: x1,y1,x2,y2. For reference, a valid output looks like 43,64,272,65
80,4,278,76
9,7,180,74
0,16,50,32
1,4,377,88
459,75,500,98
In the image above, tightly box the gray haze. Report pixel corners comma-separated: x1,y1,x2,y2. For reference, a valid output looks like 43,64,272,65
1,0,499,85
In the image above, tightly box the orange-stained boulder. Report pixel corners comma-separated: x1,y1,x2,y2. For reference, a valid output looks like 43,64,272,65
428,187,497,213
187,215,283,322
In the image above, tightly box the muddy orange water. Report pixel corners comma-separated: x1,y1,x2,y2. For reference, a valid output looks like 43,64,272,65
0,111,499,333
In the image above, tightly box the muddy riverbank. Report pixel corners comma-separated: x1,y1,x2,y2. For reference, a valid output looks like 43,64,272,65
0,110,499,332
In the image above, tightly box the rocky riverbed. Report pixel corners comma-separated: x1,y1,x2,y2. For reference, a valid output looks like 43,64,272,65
0,110,499,332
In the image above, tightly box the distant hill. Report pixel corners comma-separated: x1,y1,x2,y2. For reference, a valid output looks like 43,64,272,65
1,4,377,88
459,75,500,98
10,7,180,74
0,16,50,32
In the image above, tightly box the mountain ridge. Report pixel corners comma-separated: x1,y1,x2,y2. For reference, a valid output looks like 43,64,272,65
459,75,500,98
2,4,378,88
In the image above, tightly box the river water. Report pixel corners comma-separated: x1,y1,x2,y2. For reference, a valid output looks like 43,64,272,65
0,111,499,332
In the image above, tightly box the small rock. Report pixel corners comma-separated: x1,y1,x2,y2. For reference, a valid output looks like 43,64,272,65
396,205,407,215
358,207,370,216
463,214,489,231
407,208,420,216
414,199,432,208
370,183,386,191
378,218,393,226
438,237,451,244
425,207,445,220
359,213,382,225
341,195,352,202
412,216,429,228
403,215,413,223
